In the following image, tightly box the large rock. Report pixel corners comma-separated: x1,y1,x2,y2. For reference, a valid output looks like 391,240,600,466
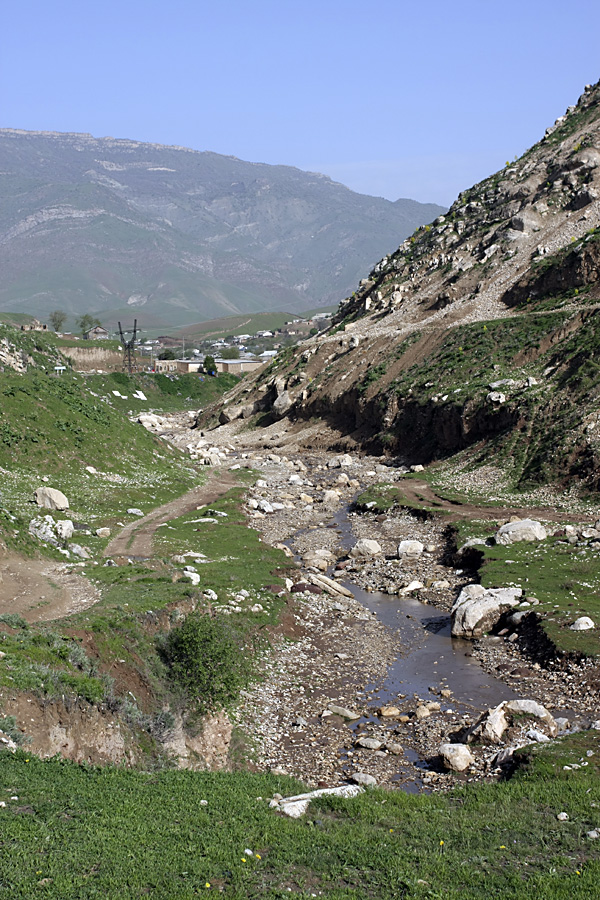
465,704,509,744
451,584,522,639
495,519,547,545
272,391,293,416
466,699,557,744
29,515,59,547
55,520,74,540
350,772,377,787
219,405,244,425
34,486,69,511
398,540,424,560
505,699,557,736
571,616,595,631
439,743,474,772
350,538,382,558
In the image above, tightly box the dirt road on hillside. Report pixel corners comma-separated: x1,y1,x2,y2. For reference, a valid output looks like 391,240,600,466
0,553,101,624
103,469,238,559
0,470,239,624
396,479,593,523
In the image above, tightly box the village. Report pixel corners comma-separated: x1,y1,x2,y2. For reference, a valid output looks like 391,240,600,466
16,310,333,376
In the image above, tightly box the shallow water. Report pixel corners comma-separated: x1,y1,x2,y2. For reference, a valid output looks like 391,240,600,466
329,506,516,715
291,507,518,789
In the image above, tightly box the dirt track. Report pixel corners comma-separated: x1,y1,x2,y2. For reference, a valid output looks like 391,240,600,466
104,469,238,559
0,470,238,624
398,479,593,523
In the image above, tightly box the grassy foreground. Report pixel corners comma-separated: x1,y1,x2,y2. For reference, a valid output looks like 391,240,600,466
1,733,600,899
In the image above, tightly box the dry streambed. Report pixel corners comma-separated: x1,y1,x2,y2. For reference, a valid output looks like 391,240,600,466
215,444,589,791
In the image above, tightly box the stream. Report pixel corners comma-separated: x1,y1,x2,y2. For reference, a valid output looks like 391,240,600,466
308,505,518,788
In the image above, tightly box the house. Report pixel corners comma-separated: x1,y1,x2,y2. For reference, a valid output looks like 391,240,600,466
21,319,47,332
215,358,264,374
153,359,178,373
83,325,109,340
176,360,203,374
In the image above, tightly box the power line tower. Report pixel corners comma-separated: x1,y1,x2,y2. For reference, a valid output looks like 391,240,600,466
118,320,138,374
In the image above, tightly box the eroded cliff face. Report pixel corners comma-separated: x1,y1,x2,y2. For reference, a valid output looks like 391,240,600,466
204,81,600,490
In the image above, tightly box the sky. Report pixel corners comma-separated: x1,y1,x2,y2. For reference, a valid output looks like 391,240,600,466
2,0,600,207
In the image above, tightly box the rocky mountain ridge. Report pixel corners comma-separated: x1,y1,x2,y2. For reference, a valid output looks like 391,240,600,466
0,129,443,328
213,80,600,492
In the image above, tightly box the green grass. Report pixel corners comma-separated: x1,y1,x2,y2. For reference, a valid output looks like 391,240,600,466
152,487,291,627
478,533,600,656
177,312,294,343
1,732,600,898
354,479,469,517
354,482,445,517
390,313,568,401
0,484,290,735
84,370,240,415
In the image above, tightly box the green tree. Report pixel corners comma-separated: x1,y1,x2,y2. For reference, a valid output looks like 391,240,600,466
48,309,67,332
221,347,240,359
203,354,217,374
158,348,177,360
77,314,101,337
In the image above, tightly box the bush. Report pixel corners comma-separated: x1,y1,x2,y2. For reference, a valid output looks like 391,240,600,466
160,614,248,714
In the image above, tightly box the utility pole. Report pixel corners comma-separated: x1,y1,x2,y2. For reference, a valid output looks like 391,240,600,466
118,320,138,374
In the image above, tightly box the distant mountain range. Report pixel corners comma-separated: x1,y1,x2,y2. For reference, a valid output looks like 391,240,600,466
0,129,445,329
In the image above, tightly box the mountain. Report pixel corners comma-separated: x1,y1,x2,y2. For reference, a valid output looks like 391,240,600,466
215,79,600,491
0,129,444,329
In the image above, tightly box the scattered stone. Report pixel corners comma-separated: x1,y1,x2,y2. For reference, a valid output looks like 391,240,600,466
127,508,144,517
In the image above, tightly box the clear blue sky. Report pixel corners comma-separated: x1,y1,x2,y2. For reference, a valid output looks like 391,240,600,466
3,0,599,207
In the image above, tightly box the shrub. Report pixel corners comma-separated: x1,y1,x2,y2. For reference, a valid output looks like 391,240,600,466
160,614,248,714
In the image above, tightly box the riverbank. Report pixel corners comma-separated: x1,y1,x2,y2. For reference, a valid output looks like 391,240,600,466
165,413,600,791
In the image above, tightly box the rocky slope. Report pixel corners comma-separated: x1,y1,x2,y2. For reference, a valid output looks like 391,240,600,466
0,129,443,327
213,80,600,492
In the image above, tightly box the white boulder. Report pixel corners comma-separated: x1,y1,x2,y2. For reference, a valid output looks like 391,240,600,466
505,699,557,736
34,487,69,511
451,584,522,639
55,520,74,540
398,540,424,560
495,519,547,545
439,743,474,772
350,538,382,558
571,616,594,631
